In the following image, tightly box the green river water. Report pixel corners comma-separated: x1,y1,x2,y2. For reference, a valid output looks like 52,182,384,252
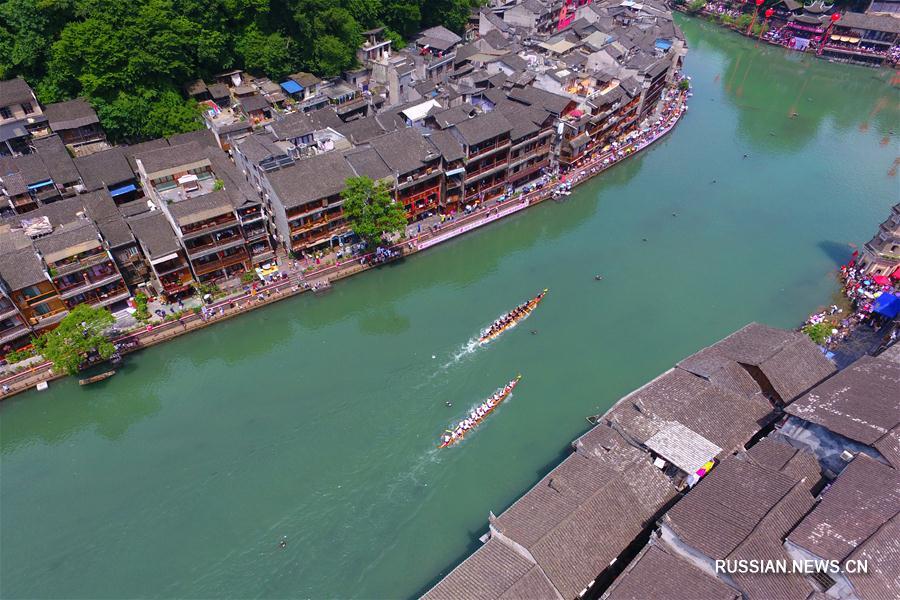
1,17,898,600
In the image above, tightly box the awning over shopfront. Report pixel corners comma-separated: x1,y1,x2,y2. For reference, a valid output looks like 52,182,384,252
873,293,900,318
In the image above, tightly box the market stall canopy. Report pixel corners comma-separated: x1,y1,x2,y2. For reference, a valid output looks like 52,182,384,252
873,293,900,319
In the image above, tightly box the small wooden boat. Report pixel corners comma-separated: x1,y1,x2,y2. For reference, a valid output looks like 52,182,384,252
439,376,521,448
79,370,116,386
478,290,548,344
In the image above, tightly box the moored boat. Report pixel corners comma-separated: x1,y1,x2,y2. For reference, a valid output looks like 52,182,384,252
478,290,548,344
439,375,521,448
79,370,116,386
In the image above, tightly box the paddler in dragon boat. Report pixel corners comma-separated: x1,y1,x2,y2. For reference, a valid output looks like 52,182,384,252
439,380,516,445
484,302,528,337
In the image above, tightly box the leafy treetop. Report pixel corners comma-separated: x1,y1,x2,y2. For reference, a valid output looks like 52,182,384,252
0,0,483,142
341,176,408,248
33,304,116,375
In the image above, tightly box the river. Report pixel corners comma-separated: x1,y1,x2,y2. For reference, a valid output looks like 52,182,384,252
1,16,897,600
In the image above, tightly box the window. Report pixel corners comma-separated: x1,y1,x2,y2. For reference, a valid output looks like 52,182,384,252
32,302,52,316
0,106,11,119
21,285,42,298
22,102,34,115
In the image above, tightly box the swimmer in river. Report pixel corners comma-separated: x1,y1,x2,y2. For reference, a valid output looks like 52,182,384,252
595,275,603,280
279,537,287,549
445,401,452,407
530,330,538,335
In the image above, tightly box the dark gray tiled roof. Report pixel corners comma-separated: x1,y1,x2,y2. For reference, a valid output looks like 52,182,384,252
421,538,538,600
7,153,50,186
664,456,813,561
786,354,900,448
75,147,135,190
135,141,208,174
167,191,233,227
122,138,170,171
239,94,271,114
95,215,134,248
432,104,477,129
370,128,439,175
426,130,465,163
452,111,512,146
603,367,773,453
839,11,900,34
507,86,573,116
127,211,180,260
117,199,152,218
266,152,355,209
167,128,218,150
33,135,81,184
0,247,47,290
0,78,36,107
344,148,392,181
604,545,740,600
307,107,344,131
335,117,385,144
33,220,101,260
787,454,900,562
269,111,315,140
677,322,836,403
744,436,821,489
43,99,99,131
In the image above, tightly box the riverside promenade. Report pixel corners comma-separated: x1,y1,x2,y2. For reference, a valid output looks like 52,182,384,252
0,92,687,400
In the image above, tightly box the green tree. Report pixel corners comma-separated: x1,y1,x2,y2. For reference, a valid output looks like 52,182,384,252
341,176,407,248
687,0,706,13
33,304,116,375
736,13,753,30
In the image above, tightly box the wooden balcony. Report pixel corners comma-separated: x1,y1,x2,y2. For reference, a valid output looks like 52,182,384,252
467,139,511,160
180,214,238,239
192,249,249,276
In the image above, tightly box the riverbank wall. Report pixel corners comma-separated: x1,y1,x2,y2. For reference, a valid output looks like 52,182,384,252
0,94,688,400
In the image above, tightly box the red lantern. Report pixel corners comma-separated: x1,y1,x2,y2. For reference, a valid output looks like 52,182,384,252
755,0,764,5
830,13,841,22
765,7,774,17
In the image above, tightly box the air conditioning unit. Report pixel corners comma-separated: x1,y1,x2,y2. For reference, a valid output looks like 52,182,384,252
840,450,855,462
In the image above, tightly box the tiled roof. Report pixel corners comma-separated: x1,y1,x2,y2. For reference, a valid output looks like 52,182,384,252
122,138,170,171
427,129,465,163
269,111,315,140
335,116,385,144
75,147,135,190
127,211,181,260
32,135,81,184
167,191,233,227
370,128,439,175
135,141,209,175
603,544,740,600
265,152,355,209
0,78,36,107
167,128,219,150
677,322,836,403
787,454,900,563
603,367,773,453
844,512,900,600
33,220,101,262
786,354,900,448
421,538,538,600
344,148,393,181
0,247,46,290
664,456,808,560
43,99,99,131
453,111,512,146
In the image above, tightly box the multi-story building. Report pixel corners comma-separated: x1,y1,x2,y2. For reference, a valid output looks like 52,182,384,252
450,111,513,204
263,152,355,255
0,78,49,156
33,220,130,311
0,288,31,351
0,235,67,333
42,99,106,152
74,146,141,203
370,129,444,221
425,129,466,213
166,191,251,283
126,210,194,299
858,202,900,276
